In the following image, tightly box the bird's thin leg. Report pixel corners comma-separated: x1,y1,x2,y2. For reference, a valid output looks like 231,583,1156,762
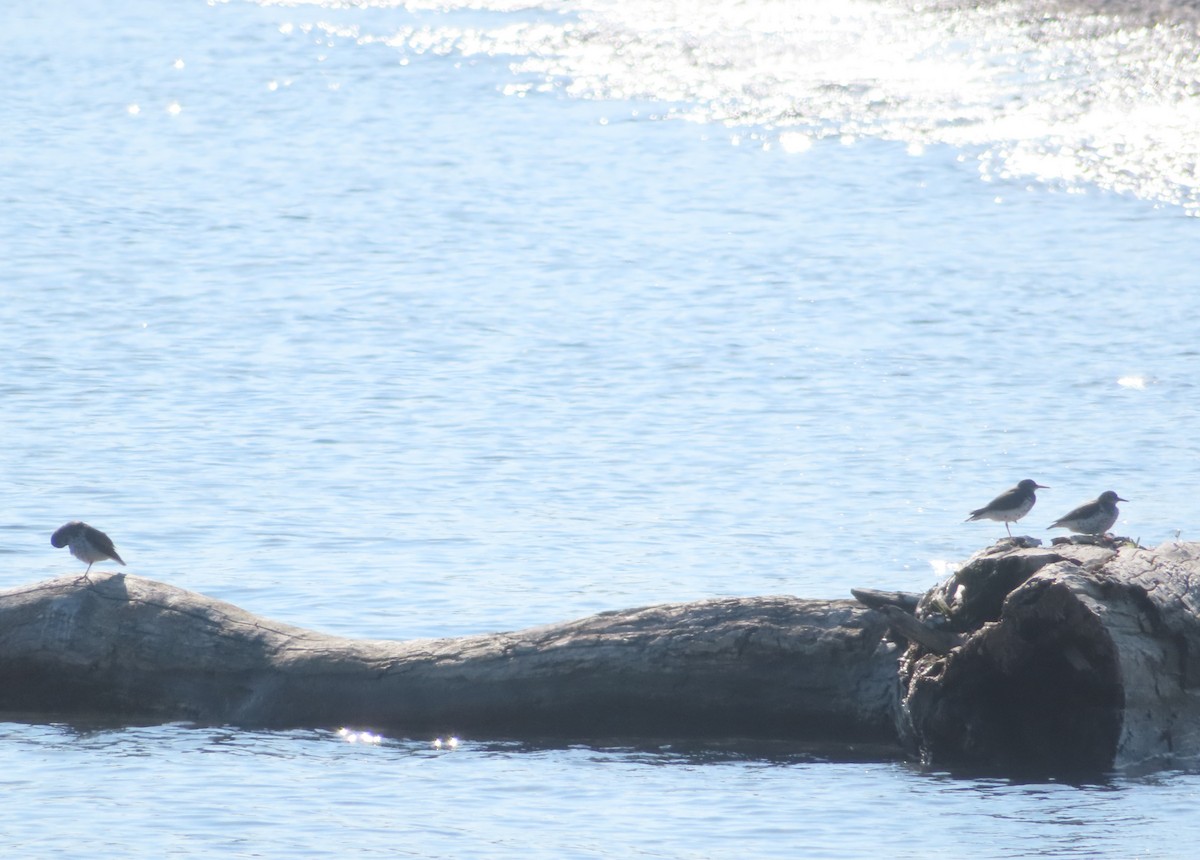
1005,522,1012,538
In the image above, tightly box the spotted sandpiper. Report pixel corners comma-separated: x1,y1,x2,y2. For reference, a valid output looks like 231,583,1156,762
1047,491,1128,536
50,521,126,578
966,479,1048,537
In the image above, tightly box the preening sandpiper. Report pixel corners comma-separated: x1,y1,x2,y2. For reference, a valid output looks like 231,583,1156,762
966,479,1048,538
50,521,126,578
1047,491,1127,536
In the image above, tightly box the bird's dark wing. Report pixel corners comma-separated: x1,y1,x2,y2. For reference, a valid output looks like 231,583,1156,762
969,486,1019,518
1049,500,1099,527
86,525,125,565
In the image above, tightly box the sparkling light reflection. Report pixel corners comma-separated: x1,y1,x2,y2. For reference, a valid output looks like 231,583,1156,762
928,559,959,579
284,0,1200,212
337,727,383,744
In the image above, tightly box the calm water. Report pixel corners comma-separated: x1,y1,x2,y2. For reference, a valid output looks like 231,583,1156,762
3,0,1200,855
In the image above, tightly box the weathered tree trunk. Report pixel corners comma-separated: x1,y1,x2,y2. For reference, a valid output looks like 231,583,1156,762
0,574,899,745
6,539,1200,774
875,539,1200,775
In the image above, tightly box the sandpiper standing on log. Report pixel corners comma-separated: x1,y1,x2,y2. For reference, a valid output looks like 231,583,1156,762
965,479,1048,537
1047,491,1128,536
50,521,126,578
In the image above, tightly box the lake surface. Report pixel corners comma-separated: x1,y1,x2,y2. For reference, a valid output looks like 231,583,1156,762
2,0,1200,855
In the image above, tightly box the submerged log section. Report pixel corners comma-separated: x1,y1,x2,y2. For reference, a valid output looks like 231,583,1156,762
3,539,1200,773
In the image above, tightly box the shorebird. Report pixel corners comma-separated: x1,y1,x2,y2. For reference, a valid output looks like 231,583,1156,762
1047,491,1128,536
50,521,126,578
965,479,1048,537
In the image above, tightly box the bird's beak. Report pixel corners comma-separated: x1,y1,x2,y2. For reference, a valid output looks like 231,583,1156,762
1117,496,1130,502
1036,483,1050,489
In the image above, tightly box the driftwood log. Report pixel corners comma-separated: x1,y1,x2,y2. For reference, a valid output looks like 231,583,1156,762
882,538,1200,775
0,574,897,744
3,539,1199,775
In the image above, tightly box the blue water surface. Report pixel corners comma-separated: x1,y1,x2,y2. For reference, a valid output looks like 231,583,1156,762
2,0,1199,856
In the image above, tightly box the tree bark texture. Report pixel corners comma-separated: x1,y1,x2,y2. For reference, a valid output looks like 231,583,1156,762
892,539,1200,774
0,574,899,744
6,539,1200,775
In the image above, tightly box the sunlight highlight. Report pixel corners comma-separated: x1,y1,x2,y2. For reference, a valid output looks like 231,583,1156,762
928,559,959,578
338,727,383,744
297,0,1200,212
779,131,812,153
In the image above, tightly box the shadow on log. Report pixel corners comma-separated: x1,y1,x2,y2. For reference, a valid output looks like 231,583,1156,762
0,574,899,747
866,539,1200,776
6,539,1200,776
